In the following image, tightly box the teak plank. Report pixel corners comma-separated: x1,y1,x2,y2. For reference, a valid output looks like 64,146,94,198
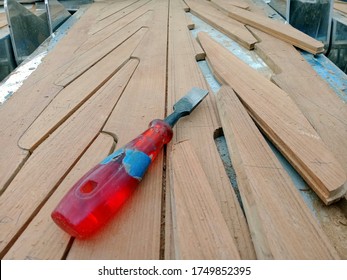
248,27,347,186
3,133,114,260
55,11,151,86
0,3,107,192
66,0,168,260
92,0,150,34
216,86,339,260
335,2,347,14
0,60,138,258
0,13,7,28
170,141,241,260
77,1,153,55
185,0,257,49
96,0,140,21
198,32,347,204
19,28,147,151
211,0,250,10
217,0,324,54
166,0,256,260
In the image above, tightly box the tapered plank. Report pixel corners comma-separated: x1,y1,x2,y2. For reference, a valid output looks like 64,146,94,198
335,2,347,14
166,0,256,259
249,27,347,189
66,0,168,260
185,0,257,49
0,3,107,192
92,0,150,34
55,11,151,86
215,0,324,54
198,32,347,204
3,133,114,260
211,0,250,10
19,29,147,151
0,13,7,28
76,1,153,55
170,140,241,260
216,85,339,259
0,60,138,258
96,0,140,21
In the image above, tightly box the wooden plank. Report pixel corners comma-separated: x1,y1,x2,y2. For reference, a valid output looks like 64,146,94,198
249,26,347,191
66,0,168,260
0,59,138,258
211,0,325,54
211,0,250,10
92,0,151,35
0,3,107,193
170,140,241,259
3,133,114,260
0,13,7,28
198,32,347,204
216,85,340,259
185,14,205,61
185,0,257,49
55,10,151,86
335,2,347,14
96,0,140,21
77,0,153,55
18,28,147,151
166,0,256,260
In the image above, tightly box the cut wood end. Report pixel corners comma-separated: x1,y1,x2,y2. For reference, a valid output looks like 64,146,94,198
323,181,347,205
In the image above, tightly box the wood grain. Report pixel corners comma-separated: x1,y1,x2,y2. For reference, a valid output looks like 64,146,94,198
170,140,241,259
0,3,108,193
66,0,168,259
185,0,257,49
19,28,147,151
216,85,340,259
0,59,138,258
3,133,114,260
166,0,256,260
218,0,324,54
248,26,347,191
335,2,347,14
211,0,250,10
198,32,347,204
55,10,151,87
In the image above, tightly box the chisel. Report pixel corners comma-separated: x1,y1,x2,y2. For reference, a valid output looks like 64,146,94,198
51,87,209,238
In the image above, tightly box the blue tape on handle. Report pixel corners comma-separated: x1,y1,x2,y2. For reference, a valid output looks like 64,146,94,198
123,149,151,180
100,148,151,180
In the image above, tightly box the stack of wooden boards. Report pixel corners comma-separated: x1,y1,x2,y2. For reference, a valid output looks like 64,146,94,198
0,0,346,260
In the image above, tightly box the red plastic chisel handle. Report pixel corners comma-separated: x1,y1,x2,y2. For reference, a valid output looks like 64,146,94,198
51,119,173,238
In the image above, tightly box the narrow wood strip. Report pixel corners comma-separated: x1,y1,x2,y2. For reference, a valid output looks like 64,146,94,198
0,3,107,192
166,0,256,259
248,26,347,189
170,140,241,259
66,0,168,260
216,85,339,259
335,2,347,14
3,133,114,260
77,1,154,55
96,0,141,21
55,11,151,86
211,0,250,10
185,0,257,49
214,0,324,54
198,32,347,204
0,59,138,258
19,28,147,151
92,0,151,35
